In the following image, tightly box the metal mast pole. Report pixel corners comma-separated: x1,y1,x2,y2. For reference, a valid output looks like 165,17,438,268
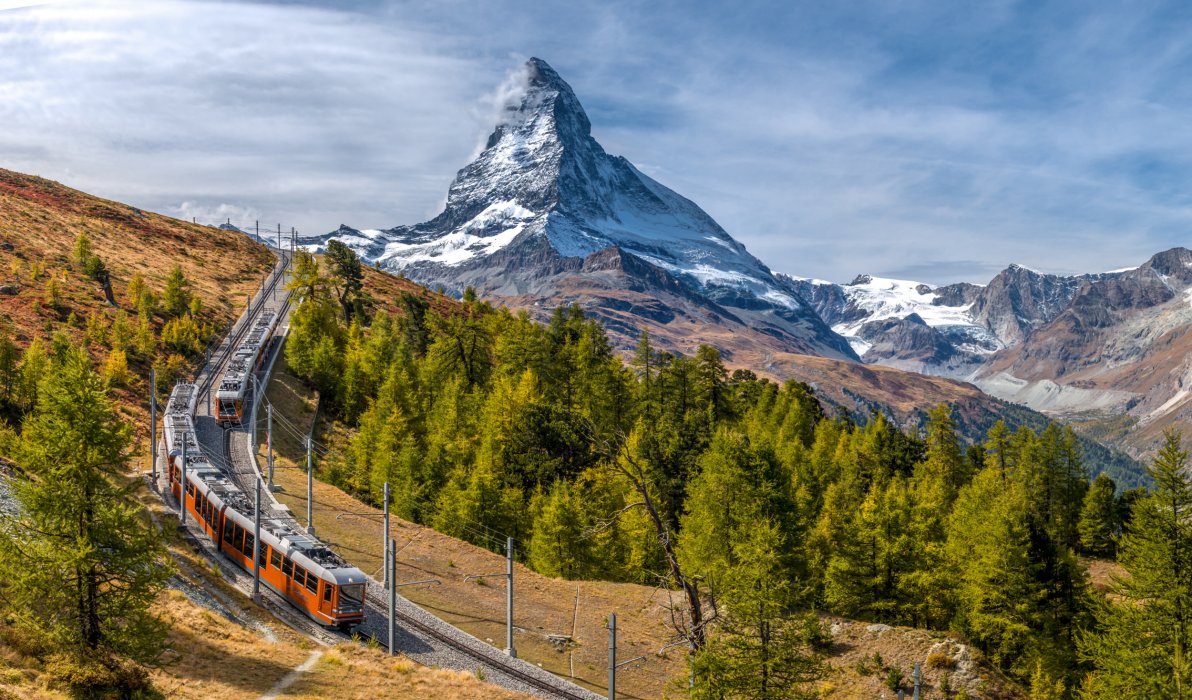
608,613,616,700
388,538,396,656
180,434,187,525
253,477,262,600
249,375,258,451
149,369,157,483
383,482,390,589
267,404,274,486
506,536,516,658
306,436,314,534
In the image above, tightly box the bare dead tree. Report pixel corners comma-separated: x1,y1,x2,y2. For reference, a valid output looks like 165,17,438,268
585,423,713,653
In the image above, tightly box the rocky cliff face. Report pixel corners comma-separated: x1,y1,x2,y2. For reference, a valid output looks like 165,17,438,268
972,248,1192,457
306,57,856,361
967,264,1116,345
787,249,1192,459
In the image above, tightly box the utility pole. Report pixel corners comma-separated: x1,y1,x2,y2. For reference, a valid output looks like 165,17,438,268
253,477,262,601
256,220,259,245
608,613,616,700
180,434,188,526
267,404,274,486
388,538,396,656
149,369,157,483
383,482,390,589
506,536,516,658
249,374,258,451
306,436,314,535
913,662,921,700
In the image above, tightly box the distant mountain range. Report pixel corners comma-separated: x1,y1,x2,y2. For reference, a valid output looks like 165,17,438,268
788,249,1192,458
303,57,1175,480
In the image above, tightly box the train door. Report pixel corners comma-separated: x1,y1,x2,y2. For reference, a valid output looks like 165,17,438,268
318,580,334,618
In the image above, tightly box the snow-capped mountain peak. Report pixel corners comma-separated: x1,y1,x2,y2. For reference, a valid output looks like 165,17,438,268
306,57,857,361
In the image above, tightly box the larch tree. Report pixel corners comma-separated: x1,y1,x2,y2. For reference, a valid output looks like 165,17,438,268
0,349,171,663
1080,430,1192,698
1078,473,1119,558
690,519,824,699
161,263,191,318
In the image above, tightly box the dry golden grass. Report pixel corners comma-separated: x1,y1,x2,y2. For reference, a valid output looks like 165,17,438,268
0,167,276,470
817,616,1024,699
282,643,530,700
0,480,534,699
1085,557,1128,595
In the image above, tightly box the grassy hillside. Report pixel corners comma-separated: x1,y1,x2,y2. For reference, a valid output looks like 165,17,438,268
0,169,533,698
0,168,274,444
0,490,531,700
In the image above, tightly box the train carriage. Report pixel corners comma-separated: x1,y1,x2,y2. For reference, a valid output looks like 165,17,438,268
163,383,366,630
216,311,278,426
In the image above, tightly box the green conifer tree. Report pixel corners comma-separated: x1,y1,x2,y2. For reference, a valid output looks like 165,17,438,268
1081,430,1192,698
1078,473,1119,557
0,350,170,662
162,263,191,317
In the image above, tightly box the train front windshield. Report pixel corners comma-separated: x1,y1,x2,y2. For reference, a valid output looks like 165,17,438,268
339,584,364,612
219,400,237,418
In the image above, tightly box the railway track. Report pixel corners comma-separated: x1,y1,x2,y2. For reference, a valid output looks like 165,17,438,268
166,247,602,700
363,595,594,700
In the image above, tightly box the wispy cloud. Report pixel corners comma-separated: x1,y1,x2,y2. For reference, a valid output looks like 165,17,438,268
2,1,1192,283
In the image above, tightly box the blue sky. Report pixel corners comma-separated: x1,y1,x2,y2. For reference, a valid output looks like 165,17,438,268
2,0,1191,283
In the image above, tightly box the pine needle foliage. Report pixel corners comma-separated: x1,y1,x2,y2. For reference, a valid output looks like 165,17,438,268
0,349,171,662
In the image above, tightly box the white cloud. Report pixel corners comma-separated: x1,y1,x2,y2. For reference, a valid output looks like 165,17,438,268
3,1,1192,284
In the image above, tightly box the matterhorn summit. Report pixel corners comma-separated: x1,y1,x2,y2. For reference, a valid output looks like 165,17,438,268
308,57,856,360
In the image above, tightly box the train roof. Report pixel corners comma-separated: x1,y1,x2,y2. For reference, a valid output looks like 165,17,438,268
164,383,200,455
216,311,278,401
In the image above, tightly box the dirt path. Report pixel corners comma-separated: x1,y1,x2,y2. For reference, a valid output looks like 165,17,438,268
258,650,323,700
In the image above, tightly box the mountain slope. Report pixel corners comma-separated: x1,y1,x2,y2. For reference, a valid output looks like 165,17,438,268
974,248,1192,457
787,266,1120,376
308,57,856,361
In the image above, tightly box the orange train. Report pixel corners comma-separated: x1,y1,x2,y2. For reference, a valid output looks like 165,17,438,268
164,383,366,629
216,310,278,426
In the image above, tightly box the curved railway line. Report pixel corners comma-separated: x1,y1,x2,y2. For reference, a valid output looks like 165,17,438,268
158,248,602,700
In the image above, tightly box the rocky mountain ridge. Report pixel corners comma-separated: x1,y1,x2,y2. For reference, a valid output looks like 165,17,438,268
790,249,1192,458
306,57,855,361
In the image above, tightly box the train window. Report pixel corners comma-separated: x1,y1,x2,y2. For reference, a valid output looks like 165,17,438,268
223,519,234,542
339,584,364,611
271,550,282,570
259,546,267,567
293,566,306,588
243,533,254,557
323,585,333,602
305,573,318,594
282,558,293,577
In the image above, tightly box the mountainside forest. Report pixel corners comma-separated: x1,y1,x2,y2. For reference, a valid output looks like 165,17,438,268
286,245,1189,698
